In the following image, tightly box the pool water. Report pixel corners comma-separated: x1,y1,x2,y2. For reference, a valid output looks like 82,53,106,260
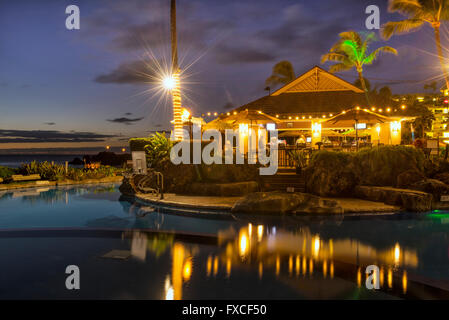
0,184,448,299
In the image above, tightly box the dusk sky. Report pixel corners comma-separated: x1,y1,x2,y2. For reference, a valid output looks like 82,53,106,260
0,0,447,150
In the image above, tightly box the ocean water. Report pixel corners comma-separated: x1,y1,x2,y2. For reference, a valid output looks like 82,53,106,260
0,154,83,168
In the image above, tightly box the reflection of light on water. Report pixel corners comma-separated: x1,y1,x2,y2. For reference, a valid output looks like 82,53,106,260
388,268,393,288
329,239,333,257
313,236,320,257
288,255,293,275
380,267,384,287
357,268,362,288
226,258,231,278
182,258,192,281
309,259,314,275
295,255,300,276
248,223,252,237
394,243,401,265
323,260,327,278
213,256,219,276
302,257,307,275
258,262,263,279
239,232,248,260
402,271,408,294
206,256,212,277
330,262,334,279
257,225,264,242
276,256,280,276
165,276,174,300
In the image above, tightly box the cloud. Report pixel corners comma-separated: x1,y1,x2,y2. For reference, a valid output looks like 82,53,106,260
95,60,153,84
43,122,56,126
215,45,276,64
107,117,144,125
0,130,115,143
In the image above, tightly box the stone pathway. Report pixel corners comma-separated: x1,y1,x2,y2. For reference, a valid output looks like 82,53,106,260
137,193,401,214
136,193,241,211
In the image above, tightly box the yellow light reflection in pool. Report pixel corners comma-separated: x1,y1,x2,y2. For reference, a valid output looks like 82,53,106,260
206,256,212,277
257,225,264,242
394,243,401,265
276,256,280,276
379,267,384,287
288,255,293,275
302,257,307,275
357,268,362,287
295,255,300,276
226,258,231,278
239,232,249,260
248,223,252,237
182,258,192,281
213,256,218,276
402,271,408,294
388,268,393,288
258,262,263,279
330,262,334,279
313,236,320,257
323,260,327,278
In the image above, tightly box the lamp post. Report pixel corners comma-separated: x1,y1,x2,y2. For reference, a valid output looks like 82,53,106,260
171,0,183,141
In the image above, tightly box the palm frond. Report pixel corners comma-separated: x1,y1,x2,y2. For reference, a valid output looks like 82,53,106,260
381,19,424,39
328,63,353,74
321,53,348,64
363,46,398,65
389,0,438,21
338,31,362,49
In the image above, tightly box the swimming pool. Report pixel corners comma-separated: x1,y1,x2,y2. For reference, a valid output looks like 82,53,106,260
0,184,448,299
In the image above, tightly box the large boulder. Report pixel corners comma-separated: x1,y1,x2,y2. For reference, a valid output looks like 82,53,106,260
231,192,343,215
409,179,449,203
434,172,449,185
396,170,425,188
355,186,432,212
119,174,159,196
188,181,259,196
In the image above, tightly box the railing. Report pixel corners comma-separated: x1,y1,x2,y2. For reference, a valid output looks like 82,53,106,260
136,170,164,199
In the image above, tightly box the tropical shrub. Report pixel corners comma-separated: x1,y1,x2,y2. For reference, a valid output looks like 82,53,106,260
17,161,120,182
19,161,66,181
129,138,152,152
306,150,357,197
0,166,16,179
353,146,425,186
144,132,173,168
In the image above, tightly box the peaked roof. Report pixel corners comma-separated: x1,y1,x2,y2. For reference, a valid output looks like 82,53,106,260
230,66,397,117
271,66,364,95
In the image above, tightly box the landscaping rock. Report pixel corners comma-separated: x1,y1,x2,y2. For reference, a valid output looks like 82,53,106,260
119,174,152,196
231,192,343,215
355,185,432,212
188,181,259,196
396,170,425,188
409,179,449,204
434,172,449,185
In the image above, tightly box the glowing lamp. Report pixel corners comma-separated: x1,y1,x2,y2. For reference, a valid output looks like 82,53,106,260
390,121,401,133
162,76,175,90
266,123,275,131
312,122,321,137
181,108,191,122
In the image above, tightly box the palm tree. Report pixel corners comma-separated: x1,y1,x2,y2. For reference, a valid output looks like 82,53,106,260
321,31,397,105
381,0,449,90
265,60,295,90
